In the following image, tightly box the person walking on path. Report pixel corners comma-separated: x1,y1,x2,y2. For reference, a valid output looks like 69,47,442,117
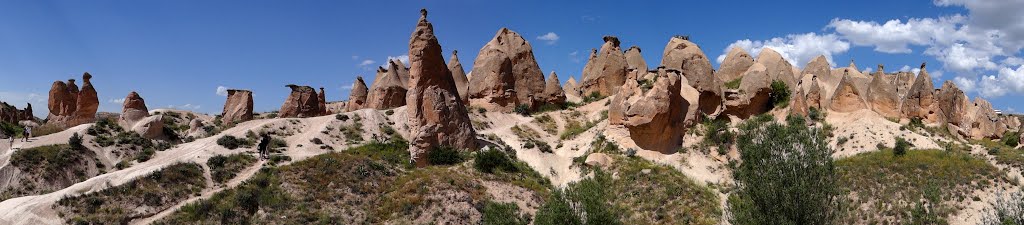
257,133,270,160
22,127,30,142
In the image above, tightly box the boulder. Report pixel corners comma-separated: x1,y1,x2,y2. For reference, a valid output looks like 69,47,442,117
580,36,628,97
468,27,547,111
585,153,614,168
367,64,409,109
406,9,477,167
609,68,688,153
346,76,369,112
901,63,942,122
45,73,97,128
540,72,566,106
936,81,970,127
118,91,150,129
969,98,1006,139
448,50,470,101
221,89,254,124
866,65,901,118
131,115,165,139
624,46,648,72
279,84,323,118
660,36,722,116
187,118,204,135
716,46,755,83
723,63,773,119
829,70,868,113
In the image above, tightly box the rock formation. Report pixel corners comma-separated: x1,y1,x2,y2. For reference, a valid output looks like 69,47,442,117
802,56,834,104
893,71,916,99
564,76,580,99
405,9,477,167
580,36,628,97
624,46,648,72
716,47,755,83
279,84,324,118
867,65,902,118
367,65,409,109
901,63,942,122
806,76,823,110
660,36,722,116
0,102,33,124
318,87,328,115
580,48,598,83
610,68,688,153
468,28,547,111
540,72,567,106
936,81,969,127
117,91,164,138
346,76,369,112
448,50,470,101
221,89,254,124
829,70,868,113
969,98,1005,139
392,59,411,87
46,73,98,128
757,48,799,93
723,63,773,118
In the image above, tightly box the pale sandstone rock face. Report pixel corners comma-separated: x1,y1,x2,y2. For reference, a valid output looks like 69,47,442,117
757,48,798,93
325,101,347,114
790,86,809,117
660,36,722,116
609,68,688,153
131,115,165,139
346,76,369,112
936,81,969,127
46,73,98,128
893,71,916,99
716,47,755,83
367,64,409,110
448,50,470,101
279,84,323,118
624,46,648,72
901,63,942,123
585,153,614,168
539,72,566,106
406,9,478,167
580,36,628,97
392,59,411,88
723,63,773,119
580,48,598,83
867,67,902,118
830,70,868,113
802,56,834,105
467,57,518,112
468,28,546,111
564,76,580,99
807,76,823,110
221,89,254,124
118,91,150,129
969,98,1006,140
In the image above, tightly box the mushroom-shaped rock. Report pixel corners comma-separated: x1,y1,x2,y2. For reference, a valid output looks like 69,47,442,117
74,73,98,125
448,50,470,101
367,65,409,110
279,85,322,118
624,46,648,72
609,68,688,153
468,28,546,111
540,72,566,106
406,9,477,167
716,47,755,83
580,36,628,97
45,73,97,128
660,36,722,116
723,63,773,119
867,69,901,118
221,89,254,124
118,91,150,129
901,63,941,122
829,70,868,113
346,77,369,112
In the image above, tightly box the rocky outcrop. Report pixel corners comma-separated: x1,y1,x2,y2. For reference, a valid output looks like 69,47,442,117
936,81,969,127
392,59,411,88
969,98,1006,139
279,85,324,118
367,65,409,110
346,77,369,112
468,28,547,111
830,70,868,113
580,36,628,97
540,72,566,106
117,91,163,138
0,102,33,124
46,72,98,128
901,63,942,122
723,63,773,119
406,9,477,167
580,48,598,83
802,56,833,104
624,46,648,72
610,68,688,153
716,47,755,83
757,48,798,93
893,71,916,99
661,36,722,116
220,89,254,124
564,76,580,99
449,50,470,101
318,87,328,115
867,65,901,118
807,76,823,110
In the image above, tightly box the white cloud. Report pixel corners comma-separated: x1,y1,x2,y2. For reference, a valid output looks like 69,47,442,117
900,65,912,72
828,16,965,53
108,98,125,104
569,51,581,63
925,42,999,73
717,33,850,67
976,65,1024,97
862,67,873,73
168,104,201,110
340,83,354,90
954,76,977,93
386,55,409,66
537,32,560,44
358,59,376,67
1004,57,1024,66
0,92,45,105
216,86,229,96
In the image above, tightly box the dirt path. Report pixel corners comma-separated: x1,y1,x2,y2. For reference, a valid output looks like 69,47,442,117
130,158,266,225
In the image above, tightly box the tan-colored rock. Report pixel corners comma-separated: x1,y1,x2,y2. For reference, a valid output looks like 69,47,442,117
901,63,942,122
540,72,566,106
0,102,33,124
564,76,580,99
580,36,628,97
584,152,614,168
790,85,809,117
468,27,547,111
660,36,722,116
830,70,868,113
221,89,254,124
318,87,328,115
392,59,411,87
936,81,969,127
187,118,204,136
893,71,916,99
757,48,798,93
367,65,409,110
448,50,470,101
118,91,150,129
279,84,322,118
131,115,164,139
45,73,97,128
723,63,773,118
610,68,688,153
969,98,1006,139
803,56,834,102
624,46,648,72
346,76,369,112
716,47,755,83
867,65,901,118
325,101,347,113
406,9,477,167
581,48,598,82
467,56,518,112
807,76,823,110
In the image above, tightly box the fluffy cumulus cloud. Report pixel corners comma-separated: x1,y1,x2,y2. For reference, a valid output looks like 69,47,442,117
216,86,229,96
716,33,850,67
108,98,125,104
386,55,409,66
537,32,560,44
977,65,1024,97
358,59,376,67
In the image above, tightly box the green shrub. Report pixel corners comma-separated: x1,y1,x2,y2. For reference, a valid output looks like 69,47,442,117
1002,131,1020,147
808,107,823,122
426,146,462,166
535,169,621,225
703,118,734,150
69,133,84,150
335,114,349,121
217,135,246,150
384,109,394,116
474,149,517,174
137,147,156,162
482,201,529,225
0,122,23,138
894,137,911,156
769,80,791,108
208,154,258,184
514,104,531,116
725,78,742,89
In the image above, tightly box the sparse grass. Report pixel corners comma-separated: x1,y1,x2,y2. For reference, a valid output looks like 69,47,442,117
31,123,64,137
560,111,598,140
57,163,206,225
208,154,258,184
533,114,558,135
340,118,365,144
2,144,99,201
605,156,722,225
725,78,742,89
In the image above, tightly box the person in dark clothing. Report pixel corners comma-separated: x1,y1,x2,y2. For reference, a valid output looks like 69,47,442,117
257,133,271,160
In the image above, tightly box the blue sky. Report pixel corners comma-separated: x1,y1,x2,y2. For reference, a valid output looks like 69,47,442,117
1,0,1022,117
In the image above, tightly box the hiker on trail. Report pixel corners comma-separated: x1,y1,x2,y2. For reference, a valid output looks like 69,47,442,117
22,127,30,142
258,133,270,160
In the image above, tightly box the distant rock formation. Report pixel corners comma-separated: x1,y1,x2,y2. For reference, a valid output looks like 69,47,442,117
806,76,823,110
610,68,688,153
901,63,942,123
0,102,33,124
448,50,470,102
392,59,411,88
580,36,628,97
117,91,164,138
221,89,253,124
968,98,1005,139
367,65,408,109
661,36,722,116
318,87,328,115
723,63,773,118
937,81,969,127
46,72,98,128
279,84,325,118
716,47,754,83
406,9,477,167
346,76,369,112
468,28,547,111
539,72,566,106
867,65,901,118
581,48,598,83
624,46,648,72
830,70,868,113
564,76,580,99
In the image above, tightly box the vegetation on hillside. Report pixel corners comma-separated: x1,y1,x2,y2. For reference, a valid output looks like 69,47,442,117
207,154,258,184
2,140,101,201
56,163,206,224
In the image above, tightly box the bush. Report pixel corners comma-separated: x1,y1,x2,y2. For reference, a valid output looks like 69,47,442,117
426,146,463,166
69,133,84,150
514,104,531,116
1003,131,1020,147
335,114,349,121
725,78,742,89
0,122,23,138
729,114,843,225
894,137,911,156
703,118,734,150
217,135,246,150
482,201,529,225
808,107,823,122
982,190,1024,225
769,80,791,108
474,149,517,174
207,154,257,184
137,147,156,162
535,169,621,225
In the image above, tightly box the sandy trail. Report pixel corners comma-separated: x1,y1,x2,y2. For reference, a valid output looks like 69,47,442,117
130,159,266,225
